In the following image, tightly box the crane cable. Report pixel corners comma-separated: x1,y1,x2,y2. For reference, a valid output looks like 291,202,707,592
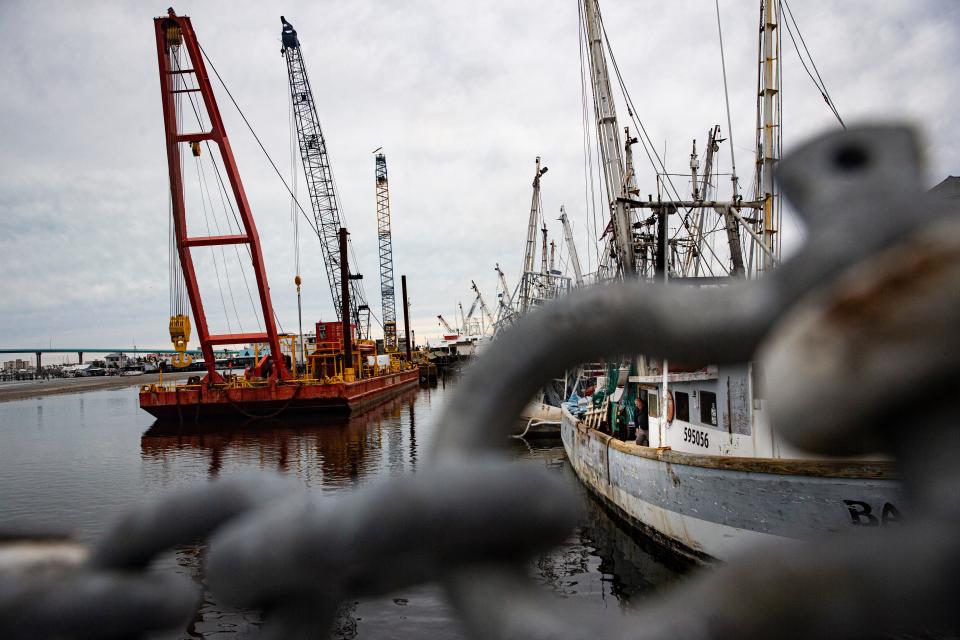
781,0,846,129
207,40,369,337
576,0,602,273
714,0,740,196
193,156,235,334
197,43,320,240
172,51,264,333
288,79,305,367
595,7,728,277
181,64,245,334
169,48,187,320
173,48,293,335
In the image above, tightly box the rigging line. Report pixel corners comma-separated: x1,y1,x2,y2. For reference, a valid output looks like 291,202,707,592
197,43,321,239
172,49,263,329
193,156,234,334
596,10,729,278
207,153,264,333
781,0,845,128
714,0,740,194
577,0,599,272
595,7,723,282
180,68,246,332
174,57,188,317
327,169,369,307
197,154,245,333
174,52,293,342
581,0,619,273
596,10,673,199
183,52,304,320
178,83,263,329
168,190,175,316
288,86,301,277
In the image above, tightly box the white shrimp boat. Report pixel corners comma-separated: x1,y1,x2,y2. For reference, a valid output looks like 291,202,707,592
560,364,902,562
560,0,904,562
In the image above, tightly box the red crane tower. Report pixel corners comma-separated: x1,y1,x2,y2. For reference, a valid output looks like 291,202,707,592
154,10,287,383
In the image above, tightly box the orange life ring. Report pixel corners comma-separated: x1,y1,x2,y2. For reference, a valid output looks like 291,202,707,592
666,391,675,424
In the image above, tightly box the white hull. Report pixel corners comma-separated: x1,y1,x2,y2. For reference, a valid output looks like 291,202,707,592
515,400,563,437
561,408,904,563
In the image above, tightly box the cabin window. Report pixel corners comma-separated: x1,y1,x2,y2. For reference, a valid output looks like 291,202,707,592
700,390,718,426
675,391,690,422
647,392,659,418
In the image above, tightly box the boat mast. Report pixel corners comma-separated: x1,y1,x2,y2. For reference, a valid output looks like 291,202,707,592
757,0,781,273
558,206,585,286
519,157,548,312
495,264,512,310
582,0,636,277
540,224,549,277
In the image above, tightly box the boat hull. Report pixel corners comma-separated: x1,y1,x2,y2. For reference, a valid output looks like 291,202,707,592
561,408,904,563
515,400,563,437
139,370,419,422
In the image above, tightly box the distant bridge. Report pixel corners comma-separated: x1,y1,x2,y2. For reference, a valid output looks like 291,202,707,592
0,347,240,370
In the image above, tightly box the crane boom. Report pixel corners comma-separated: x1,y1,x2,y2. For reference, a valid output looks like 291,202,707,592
155,10,287,383
471,280,496,329
281,17,368,336
374,152,398,352
558,206,584,286
437,315,455,334
495,263,512,310
464,296,480,323
493,262,516,329
518,158,548,311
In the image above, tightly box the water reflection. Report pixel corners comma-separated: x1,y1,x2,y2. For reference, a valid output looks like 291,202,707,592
140,388,421,491
0,378,685,639
512,439,687,612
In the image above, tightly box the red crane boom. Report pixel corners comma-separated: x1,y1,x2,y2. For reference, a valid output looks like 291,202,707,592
154,9,287,382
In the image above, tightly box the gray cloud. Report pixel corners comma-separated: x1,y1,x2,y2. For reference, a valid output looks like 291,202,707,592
1,0,957,358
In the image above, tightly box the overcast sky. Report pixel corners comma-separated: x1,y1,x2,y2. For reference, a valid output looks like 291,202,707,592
1,0,958,361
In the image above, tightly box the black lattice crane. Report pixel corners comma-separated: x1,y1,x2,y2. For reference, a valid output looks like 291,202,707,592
280,17,369,337
375,151,398,352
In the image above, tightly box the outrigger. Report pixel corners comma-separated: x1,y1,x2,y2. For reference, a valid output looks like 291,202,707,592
139,10,417,421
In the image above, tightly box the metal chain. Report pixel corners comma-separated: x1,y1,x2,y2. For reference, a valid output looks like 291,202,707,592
3,125,959,639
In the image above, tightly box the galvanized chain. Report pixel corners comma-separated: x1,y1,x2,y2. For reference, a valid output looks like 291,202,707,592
3,125,959,639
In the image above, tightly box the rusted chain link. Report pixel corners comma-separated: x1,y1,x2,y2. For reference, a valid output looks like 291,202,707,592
2,125,958,639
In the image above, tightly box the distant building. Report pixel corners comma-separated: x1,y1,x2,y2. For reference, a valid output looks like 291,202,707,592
104,353,134,369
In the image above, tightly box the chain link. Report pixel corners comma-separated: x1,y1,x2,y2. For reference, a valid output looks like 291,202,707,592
3,125,958,639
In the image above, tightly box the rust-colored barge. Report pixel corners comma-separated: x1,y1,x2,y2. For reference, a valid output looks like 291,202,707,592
140,368,418,421
141,11,420,423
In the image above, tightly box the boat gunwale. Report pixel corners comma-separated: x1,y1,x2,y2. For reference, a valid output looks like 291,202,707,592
566,409,897,480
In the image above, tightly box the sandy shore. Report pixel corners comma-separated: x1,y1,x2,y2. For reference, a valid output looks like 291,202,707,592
0,372,196,403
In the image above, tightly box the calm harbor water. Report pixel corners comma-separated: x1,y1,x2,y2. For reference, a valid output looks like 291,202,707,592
0,374,686,638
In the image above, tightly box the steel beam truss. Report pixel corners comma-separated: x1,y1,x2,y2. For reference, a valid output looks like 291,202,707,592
282,19,368,336
375,153,398,352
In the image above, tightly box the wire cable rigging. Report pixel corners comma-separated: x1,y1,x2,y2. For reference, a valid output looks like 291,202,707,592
197,43,320,240
780,0,845,128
